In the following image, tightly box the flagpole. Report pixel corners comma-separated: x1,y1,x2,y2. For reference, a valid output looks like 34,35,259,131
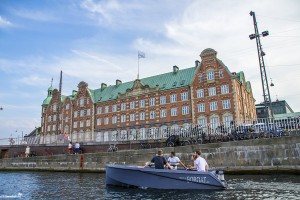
138,53,140,80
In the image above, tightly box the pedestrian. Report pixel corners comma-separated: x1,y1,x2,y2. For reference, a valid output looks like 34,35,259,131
74,141,80,154
68,141,73,154
25,146,30,157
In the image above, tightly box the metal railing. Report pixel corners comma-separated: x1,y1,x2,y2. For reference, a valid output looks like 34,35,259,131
2,117,299,146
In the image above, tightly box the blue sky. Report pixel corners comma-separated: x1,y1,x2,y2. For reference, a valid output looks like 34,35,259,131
0,0,300,140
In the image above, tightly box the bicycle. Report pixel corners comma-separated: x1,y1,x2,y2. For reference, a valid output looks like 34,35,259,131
139,140,151,149
107,144,118,152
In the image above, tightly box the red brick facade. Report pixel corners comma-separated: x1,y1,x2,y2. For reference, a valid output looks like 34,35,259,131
40,48,256,143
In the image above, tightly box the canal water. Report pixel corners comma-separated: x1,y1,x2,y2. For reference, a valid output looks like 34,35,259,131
0,171,299,200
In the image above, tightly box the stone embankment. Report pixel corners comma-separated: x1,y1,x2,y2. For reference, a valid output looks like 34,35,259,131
0,136,299,174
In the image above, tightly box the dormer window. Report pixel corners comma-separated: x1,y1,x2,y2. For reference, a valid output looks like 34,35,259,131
207,70,215,80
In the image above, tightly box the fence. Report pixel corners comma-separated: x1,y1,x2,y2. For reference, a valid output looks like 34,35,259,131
2,117,300,146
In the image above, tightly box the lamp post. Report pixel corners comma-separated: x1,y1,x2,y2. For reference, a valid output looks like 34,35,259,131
249,11,274,120
0,106,3,111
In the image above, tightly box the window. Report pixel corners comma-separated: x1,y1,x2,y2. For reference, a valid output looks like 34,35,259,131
182,106,189,115
80,110,84,117
105,106,109,113
197,117,207,127
66,104,70,110
65,117,69,123
74,111,78,118
86,109,91,116
121,115,126,123
219,70,223,78
197,103,205,112
160,96,166,105
199,73,203,82
53,104,57,111
130,114,135,121
112,116,117,124
222,99,231,109
171,107,178,116
104,117,109,125
80,98,84,106
52,124,56,130
80,121,84,128
48,116,51,122
140,112,145,120
87,98,89,104
196,89,204,98
53,115,56,121
130,101,135,109
121,103,126,111
210,101,218,111
139,100,145,108
150,110,156,119
97,118,102,125
210,116,219,130
47,125,50,131
86,120,90,126
149,98,155,106
207,70,215,80
160,109,167,118
221,85,229,94
170,94,177,103
97,107,102,114
112,105,117,112
208,87,216,96
181,92,188,101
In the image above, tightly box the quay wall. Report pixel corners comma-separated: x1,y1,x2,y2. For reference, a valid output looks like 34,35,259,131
0,136,299,174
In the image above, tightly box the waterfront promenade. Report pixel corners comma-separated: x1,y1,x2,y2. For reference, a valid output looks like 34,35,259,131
0,135,299,174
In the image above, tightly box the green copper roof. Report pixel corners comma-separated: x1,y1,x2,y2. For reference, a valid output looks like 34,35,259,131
92,66,197,102
274,112,300,120
42,96,52,105
48,85,54,91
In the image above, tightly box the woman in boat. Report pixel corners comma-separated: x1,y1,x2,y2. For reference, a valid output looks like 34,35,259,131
167,152,187,169
189,150,209,172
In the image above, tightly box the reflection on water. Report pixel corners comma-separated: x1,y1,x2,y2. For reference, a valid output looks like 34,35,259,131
0,172,299,200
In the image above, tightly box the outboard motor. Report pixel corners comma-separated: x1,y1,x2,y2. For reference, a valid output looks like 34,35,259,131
215,170,225,181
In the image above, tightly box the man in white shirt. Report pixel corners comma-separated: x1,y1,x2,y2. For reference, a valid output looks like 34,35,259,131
189,150,209,172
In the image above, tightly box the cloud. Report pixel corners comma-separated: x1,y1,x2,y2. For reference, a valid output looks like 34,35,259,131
80,0,121,23
0,16,12,27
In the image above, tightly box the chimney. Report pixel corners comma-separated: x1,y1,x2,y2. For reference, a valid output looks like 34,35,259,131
116,79,122,86
232,72,236,76
195,60,200,67
101,83,107,90
173,65,179,73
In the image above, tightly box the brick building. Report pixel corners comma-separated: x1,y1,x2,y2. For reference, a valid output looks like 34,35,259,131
40,48,256,143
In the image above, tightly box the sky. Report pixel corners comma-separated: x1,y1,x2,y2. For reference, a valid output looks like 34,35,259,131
0,0,300,140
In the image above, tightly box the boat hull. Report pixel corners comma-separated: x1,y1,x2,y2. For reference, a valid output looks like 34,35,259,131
106,164,227,190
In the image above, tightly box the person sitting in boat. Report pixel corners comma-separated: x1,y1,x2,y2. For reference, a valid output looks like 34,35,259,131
167,152,187,169
189,150,209,172
146,150,172,169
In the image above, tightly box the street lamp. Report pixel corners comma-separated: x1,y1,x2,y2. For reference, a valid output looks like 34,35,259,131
0,106,3,111
249,11,274,120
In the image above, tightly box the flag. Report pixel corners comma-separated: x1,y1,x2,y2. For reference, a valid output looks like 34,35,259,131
138,51,145,59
